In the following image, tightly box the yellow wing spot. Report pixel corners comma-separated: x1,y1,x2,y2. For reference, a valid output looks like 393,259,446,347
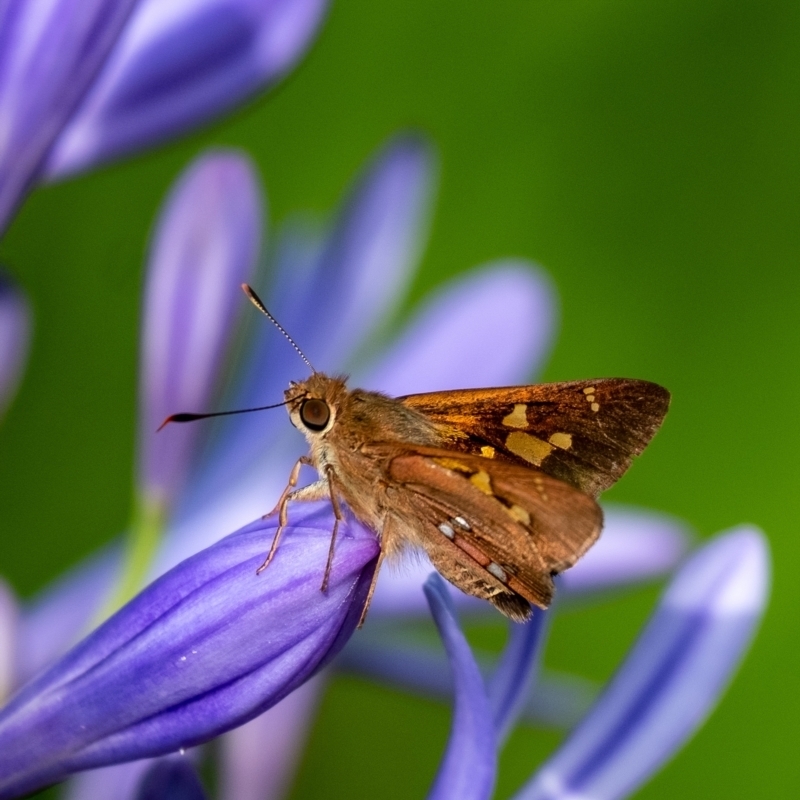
548,432,573,450
434,457,472,473
480,445,496,459
506,504,531,525
470,469,493,496
586,394,595,402
583,387,595,395
591,402,600,413
505,431,554,466
502,403,529,429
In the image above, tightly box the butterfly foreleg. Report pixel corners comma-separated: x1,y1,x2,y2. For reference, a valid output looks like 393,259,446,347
257,455,316,575
320,465,344,593
265,455,313,518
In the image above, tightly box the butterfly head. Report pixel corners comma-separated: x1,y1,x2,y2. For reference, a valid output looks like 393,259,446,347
284,373,349,438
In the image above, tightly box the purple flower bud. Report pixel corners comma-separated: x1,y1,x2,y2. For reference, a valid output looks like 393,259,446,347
44,0,329,181
0,0,327,233
0,0,141,231
138,151,261,511
135,757,208,800
0,504,378,799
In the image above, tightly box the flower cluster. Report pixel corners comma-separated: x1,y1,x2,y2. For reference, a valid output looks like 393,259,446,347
0,3,772,796
0,137,767,798
0,0,329,234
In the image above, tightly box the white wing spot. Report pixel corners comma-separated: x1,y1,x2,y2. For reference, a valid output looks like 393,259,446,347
438,522,455,539
487,562,508,583
454,516,471,530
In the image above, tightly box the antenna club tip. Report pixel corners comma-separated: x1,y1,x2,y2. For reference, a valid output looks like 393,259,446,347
157,412,202,431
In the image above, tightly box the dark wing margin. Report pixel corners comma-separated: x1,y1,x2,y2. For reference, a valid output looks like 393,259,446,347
399,379,670,496
378,446,603,620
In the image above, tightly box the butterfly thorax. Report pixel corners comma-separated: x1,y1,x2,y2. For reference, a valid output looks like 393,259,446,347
285,373,445,530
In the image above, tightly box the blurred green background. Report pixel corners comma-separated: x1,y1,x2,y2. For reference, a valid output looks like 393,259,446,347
0,0,796,797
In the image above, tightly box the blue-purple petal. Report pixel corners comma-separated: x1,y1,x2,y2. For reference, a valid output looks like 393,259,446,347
363,261,557,395
138,150,261,509
425,573,497,800
514,526,770,800
135,757,208,800
0,274,31,417
0,503,377,799
43,0,329,180
559,505,693,597
489,614,547,743
272,133,434,374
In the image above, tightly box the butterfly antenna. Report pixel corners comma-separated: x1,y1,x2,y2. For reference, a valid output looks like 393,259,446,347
241,284,316,373
157,397,297,432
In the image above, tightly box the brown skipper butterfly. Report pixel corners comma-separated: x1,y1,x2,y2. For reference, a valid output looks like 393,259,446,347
164,285,670,624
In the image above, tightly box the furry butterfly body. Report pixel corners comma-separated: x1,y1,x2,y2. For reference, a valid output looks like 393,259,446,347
273,372,669,622
164,286,670,623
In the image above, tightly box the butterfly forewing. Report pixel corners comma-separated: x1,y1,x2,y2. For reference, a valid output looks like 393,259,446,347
382,446,603,619
399,379,670,496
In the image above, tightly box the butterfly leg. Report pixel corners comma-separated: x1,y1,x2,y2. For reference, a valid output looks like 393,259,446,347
357,549,386,629
256,455,313,574
264,456,312,519
355,512,399,627
320,465,343,593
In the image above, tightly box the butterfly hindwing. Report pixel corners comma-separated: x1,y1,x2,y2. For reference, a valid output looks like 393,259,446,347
379,446,604,619
400,379,670,496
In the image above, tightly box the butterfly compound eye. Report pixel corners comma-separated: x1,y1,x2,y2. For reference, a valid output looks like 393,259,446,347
299,398,330,431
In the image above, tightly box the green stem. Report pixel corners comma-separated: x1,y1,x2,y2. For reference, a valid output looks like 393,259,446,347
102,495,166,620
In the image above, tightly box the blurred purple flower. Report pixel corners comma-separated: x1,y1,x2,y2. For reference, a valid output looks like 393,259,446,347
513,526,769,800
0,0,328,234
0,133,700,799
137,149,262,513
0,273,31,418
